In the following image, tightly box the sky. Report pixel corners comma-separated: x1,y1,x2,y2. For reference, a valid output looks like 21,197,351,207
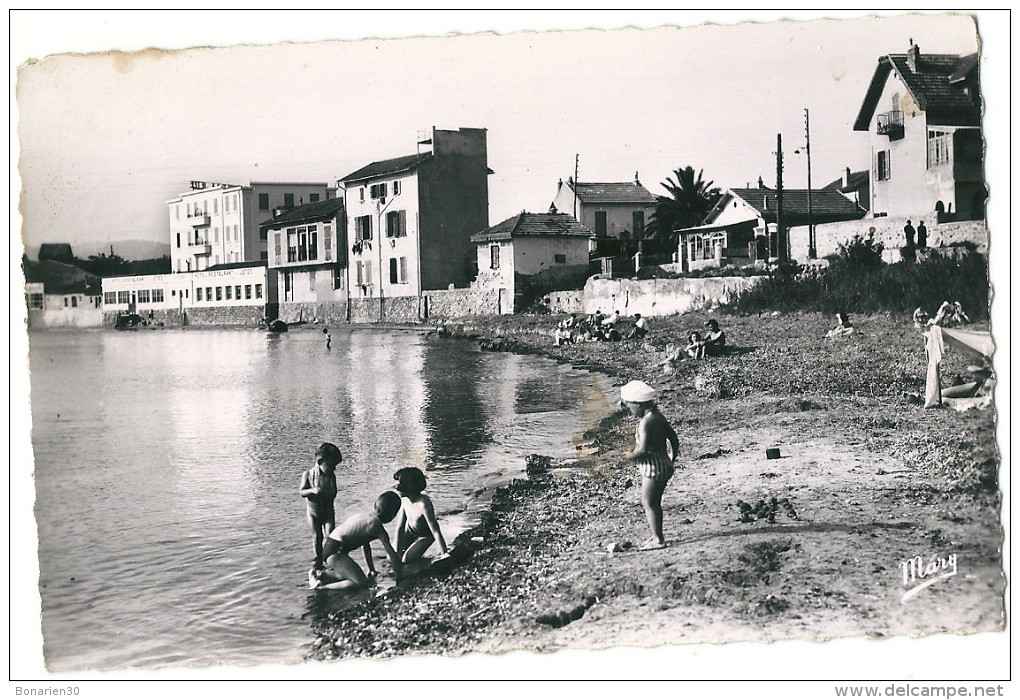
12,10,991,256
7,9,1012,688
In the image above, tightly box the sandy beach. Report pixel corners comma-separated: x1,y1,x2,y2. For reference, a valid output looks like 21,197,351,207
307,310,1003,661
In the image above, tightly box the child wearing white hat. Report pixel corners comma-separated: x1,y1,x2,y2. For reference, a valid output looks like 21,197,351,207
620,380,680,550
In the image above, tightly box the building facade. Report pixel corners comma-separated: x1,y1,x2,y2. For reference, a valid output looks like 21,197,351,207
261,198,348,316
853,42,983,220
551,175,657,247
339,127,491,300
168,181,335,274
471,211,593,312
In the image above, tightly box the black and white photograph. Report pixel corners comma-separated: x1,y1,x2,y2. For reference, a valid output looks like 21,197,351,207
10,10,1010,692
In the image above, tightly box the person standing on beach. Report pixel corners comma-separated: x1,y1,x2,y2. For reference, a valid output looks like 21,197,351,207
916,220,928,248
299,442,341,572
620,380,680,550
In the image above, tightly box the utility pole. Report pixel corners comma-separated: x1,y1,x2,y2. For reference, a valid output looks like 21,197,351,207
805,108,815,259
573,154,579,220
775,133,785,262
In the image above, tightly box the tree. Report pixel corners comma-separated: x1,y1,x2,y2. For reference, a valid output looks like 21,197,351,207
647,166,722,240
78,251,129,277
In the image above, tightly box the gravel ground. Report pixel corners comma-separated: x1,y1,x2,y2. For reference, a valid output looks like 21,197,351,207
307,310,1003,661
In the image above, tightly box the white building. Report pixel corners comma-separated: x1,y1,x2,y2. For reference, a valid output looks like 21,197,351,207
168,180,335,274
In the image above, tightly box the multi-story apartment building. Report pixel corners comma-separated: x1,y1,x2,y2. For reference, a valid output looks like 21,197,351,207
167,181,335,274
339,127,490,299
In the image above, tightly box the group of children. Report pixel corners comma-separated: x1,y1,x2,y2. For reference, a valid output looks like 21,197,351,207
300,444,448,591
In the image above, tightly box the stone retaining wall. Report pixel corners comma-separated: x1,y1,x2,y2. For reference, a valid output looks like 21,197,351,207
791,217,989,263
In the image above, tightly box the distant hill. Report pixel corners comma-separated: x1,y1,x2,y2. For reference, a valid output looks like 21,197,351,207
23,239,170,262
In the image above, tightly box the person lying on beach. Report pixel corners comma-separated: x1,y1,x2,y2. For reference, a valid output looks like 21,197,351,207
825,312,855,338
620,380,680,550
393,467,449,563
299,442,341,571
703,319,726,356
311,491,403,590
684,331,707,359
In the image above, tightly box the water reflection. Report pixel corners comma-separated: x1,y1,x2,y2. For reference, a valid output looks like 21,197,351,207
28,328,613,670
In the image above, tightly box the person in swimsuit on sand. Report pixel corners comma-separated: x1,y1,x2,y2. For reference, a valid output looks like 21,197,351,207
620,380,680,550
299,442,341,572
393,467,449,563
311,491,403,590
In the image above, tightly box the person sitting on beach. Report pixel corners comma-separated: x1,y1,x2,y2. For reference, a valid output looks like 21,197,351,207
703,319,726,356
951,301,970,326
684,331,707,359
826,312,855,338
393,467,449,563
627,313,648,340
602,310,621,327
588,309,605,329
299,442,341,572
312,491,403,590
620,380,680,550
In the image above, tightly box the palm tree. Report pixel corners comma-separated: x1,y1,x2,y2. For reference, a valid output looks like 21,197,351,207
647,166,722,241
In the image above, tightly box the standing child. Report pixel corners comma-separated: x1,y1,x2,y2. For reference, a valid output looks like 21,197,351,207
620,380,680,550
393,467,449,563
299,442,341,572
312,491,404,590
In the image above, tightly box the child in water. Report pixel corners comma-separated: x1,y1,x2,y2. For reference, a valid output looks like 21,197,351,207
299,442,341,572
393,467,449,562
620,380,680,550
312,491,403,590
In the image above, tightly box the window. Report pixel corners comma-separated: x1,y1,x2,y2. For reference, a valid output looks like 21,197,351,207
63,297,69,308
632,211,645,238
28,292,44,309
274,232,282,264
233,195,238,210
308,225,318,260
399,256,407,283
187,203,192,217
138,289,151,304
309,270,316,291
324,224,333,262
224,196,229,213
213,198,218,214
594,211,608,237
175,205,180,220
235,225,239,241
206,287,212,300
356,261,364,285
490,245,500,269
214,255,220,265
393,180,401,195
235,285,242,300
214,227,219,243
876,150,891,181
216,287,223,301
309,193,320,203
197,288,203,302
333,266,344,289
245,285,252,300
355,215,373,241
176,233,181,248
359,187,365,202
152,289,164,303
259,193,270,210
370,183,388,200
386,210,407,237
117,291,130,304
104,292,116,305
287,227,298,263
928,129,952,168
365,261,372,284
260,251,268,261
71,296,78,308
255,284,263,299
284,193,295,208
554,253,567,264
390,257,398,284
225,286,232,300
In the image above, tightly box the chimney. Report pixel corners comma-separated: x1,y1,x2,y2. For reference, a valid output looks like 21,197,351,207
634,171,640,185
844,167,852,188
758,176,765,189
549,202,558,214
907,39,920,72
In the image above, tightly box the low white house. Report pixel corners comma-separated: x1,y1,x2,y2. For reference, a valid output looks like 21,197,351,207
471,210,593,313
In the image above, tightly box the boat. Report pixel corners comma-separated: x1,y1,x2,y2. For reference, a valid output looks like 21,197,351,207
267,319,288,333
114,313,143,330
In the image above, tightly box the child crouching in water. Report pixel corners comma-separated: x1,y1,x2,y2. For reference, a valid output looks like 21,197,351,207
620,380,680,550
394,467,449,562
311,491,403,590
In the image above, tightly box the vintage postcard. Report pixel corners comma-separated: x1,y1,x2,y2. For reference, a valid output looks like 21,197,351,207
10,10,1009,691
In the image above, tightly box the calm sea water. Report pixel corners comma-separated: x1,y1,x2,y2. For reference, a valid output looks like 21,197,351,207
27,327,615,671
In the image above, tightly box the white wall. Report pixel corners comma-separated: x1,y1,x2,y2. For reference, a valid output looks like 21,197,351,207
345,174,422,298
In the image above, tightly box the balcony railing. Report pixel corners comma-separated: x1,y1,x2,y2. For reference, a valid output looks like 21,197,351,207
190,241,212,256
187,211,211,227
876,110,904,139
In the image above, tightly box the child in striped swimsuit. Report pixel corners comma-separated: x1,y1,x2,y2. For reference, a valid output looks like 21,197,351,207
620,380,680,550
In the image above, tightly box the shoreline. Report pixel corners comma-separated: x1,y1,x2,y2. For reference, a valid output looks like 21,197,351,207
307,310,1004,661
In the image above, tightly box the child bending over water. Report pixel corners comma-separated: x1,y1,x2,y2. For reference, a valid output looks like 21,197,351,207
312,491,403,590
394,467,449,562
620,380,680,550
